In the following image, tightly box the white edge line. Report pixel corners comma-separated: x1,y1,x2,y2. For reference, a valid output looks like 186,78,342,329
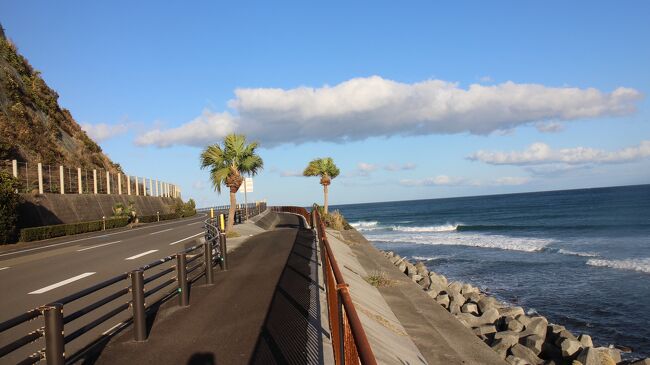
149,228,173,235
29,272,96,294
125,250,159,260
77,241,121,252
169,232,204,245
0,214,208,258
187,222,202,226
0,267,9,271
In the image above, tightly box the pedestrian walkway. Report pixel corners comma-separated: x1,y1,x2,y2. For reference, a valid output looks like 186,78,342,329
95,213,327,365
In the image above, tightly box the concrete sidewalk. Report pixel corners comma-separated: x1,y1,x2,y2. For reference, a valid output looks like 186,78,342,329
94,212,327,365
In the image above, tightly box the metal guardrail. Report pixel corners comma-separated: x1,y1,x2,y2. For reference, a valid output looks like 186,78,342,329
273,206,377,365
0,219,227,365
197,202,267,224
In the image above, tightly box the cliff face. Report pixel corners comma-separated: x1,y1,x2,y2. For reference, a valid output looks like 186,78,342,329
0,25,121,173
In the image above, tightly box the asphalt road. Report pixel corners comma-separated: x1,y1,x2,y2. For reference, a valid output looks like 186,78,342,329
0,214,209,363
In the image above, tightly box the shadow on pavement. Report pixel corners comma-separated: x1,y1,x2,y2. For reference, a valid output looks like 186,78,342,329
249,223,325,364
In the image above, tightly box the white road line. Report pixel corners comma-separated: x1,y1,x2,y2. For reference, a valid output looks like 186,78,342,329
0,214,207,258
187,222,202,226
169,232,204,245
149,228,173,235
28,272,96,294
0,267,9,271
77,241,121,252
125,250,159,260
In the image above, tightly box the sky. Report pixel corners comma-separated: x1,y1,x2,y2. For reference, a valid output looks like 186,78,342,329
2,1,649,207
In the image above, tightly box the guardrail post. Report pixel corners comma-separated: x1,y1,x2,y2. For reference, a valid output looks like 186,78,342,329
219,233,228,270
43,303,64,365
93,169,98,194
37,163,44,194
176,253,189,307
204,240,214,285
130,269,147,341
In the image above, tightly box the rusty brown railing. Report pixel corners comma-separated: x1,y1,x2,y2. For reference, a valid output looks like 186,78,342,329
274,206,377,365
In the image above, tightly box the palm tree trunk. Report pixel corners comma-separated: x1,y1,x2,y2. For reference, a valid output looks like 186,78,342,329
323,184,329,215
228,191,236,231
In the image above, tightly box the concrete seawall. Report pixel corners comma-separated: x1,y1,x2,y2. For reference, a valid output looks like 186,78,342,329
18,193,178,228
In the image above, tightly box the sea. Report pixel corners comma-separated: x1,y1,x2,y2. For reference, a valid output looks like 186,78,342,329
332,184,650,358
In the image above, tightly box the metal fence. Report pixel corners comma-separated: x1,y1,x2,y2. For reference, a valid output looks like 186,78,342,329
0,160,180,198
273,206,377,365
0,204,375,364
0,220,226,365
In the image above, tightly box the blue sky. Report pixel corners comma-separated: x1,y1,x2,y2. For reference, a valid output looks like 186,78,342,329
2,1,649,207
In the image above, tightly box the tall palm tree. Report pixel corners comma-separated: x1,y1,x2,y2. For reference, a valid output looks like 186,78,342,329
200,134,263,231
303,157,340,214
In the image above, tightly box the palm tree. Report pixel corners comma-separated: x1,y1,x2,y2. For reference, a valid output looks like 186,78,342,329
303,157,340,214
200,134,263,231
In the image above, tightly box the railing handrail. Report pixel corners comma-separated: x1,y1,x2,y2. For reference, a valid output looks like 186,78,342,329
0,218,227,364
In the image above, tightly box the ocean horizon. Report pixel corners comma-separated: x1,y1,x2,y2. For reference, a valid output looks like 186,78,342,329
332,183,650,358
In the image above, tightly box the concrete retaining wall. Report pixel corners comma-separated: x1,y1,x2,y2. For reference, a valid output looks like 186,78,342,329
17,193,178,228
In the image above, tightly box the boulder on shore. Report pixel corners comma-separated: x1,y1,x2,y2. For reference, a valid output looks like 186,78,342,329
509,343,543,365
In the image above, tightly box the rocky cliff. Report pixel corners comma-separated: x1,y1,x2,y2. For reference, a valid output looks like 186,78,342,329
0,23,121,173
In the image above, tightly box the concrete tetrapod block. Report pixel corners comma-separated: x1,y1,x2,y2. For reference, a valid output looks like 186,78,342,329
519,316,548,339
504,317,524,332
473,325,497,336
434,293,450,308
462,302,480,315
478,296,501,314
522,334,544,355
505,355,528,365
509,343,543,365
456,307,500,328
578,334,593,348
492,334,519,359
576,347,617,365
558,338,583,358
498,306,525,318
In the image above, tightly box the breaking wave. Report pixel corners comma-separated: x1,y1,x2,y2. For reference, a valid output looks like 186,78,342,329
586,258,650,274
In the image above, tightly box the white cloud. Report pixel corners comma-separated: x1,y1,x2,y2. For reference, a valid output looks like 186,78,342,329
469,140,650,166
135,76,642,148
400,175,529,187
135,110,236,147
357,162,378,173
192,180,207,190
280,170,303,177
535,121,565,133
384,162,417,171
479,75,493,83
81,122,130,142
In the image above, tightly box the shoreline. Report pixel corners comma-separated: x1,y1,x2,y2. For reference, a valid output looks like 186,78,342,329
360,230,650,365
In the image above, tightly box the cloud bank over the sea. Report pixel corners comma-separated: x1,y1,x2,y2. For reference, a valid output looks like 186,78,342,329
400,175,530,187
135,76,642,148
469,140,650,166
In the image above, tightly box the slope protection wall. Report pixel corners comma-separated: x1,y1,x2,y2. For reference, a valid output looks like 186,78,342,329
18,193,177,228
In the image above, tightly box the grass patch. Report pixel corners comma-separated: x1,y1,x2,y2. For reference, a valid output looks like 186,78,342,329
365,271,396,288
226,230,241,238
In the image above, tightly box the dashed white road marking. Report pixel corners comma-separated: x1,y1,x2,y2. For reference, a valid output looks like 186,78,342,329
125,250,159,260
77,241,121,252
149,228,173,235
169,232,204,246
187,222,202,226
28,272,96,294
0,214,207,258
0,267,9,271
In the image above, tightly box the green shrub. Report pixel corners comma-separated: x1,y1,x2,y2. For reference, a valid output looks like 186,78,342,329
173,198,197,218
139,212,181,223
19,217,129,242
0,171,21,244
313,204,352,231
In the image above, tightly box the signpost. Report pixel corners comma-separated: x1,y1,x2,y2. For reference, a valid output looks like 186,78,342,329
238,177,253,220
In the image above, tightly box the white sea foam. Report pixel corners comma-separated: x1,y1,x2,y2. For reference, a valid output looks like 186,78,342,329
391,224,459,232
368,232,553,252
411,255,444,261
556,249,599,257
586,258,650,274
350,221,380,231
